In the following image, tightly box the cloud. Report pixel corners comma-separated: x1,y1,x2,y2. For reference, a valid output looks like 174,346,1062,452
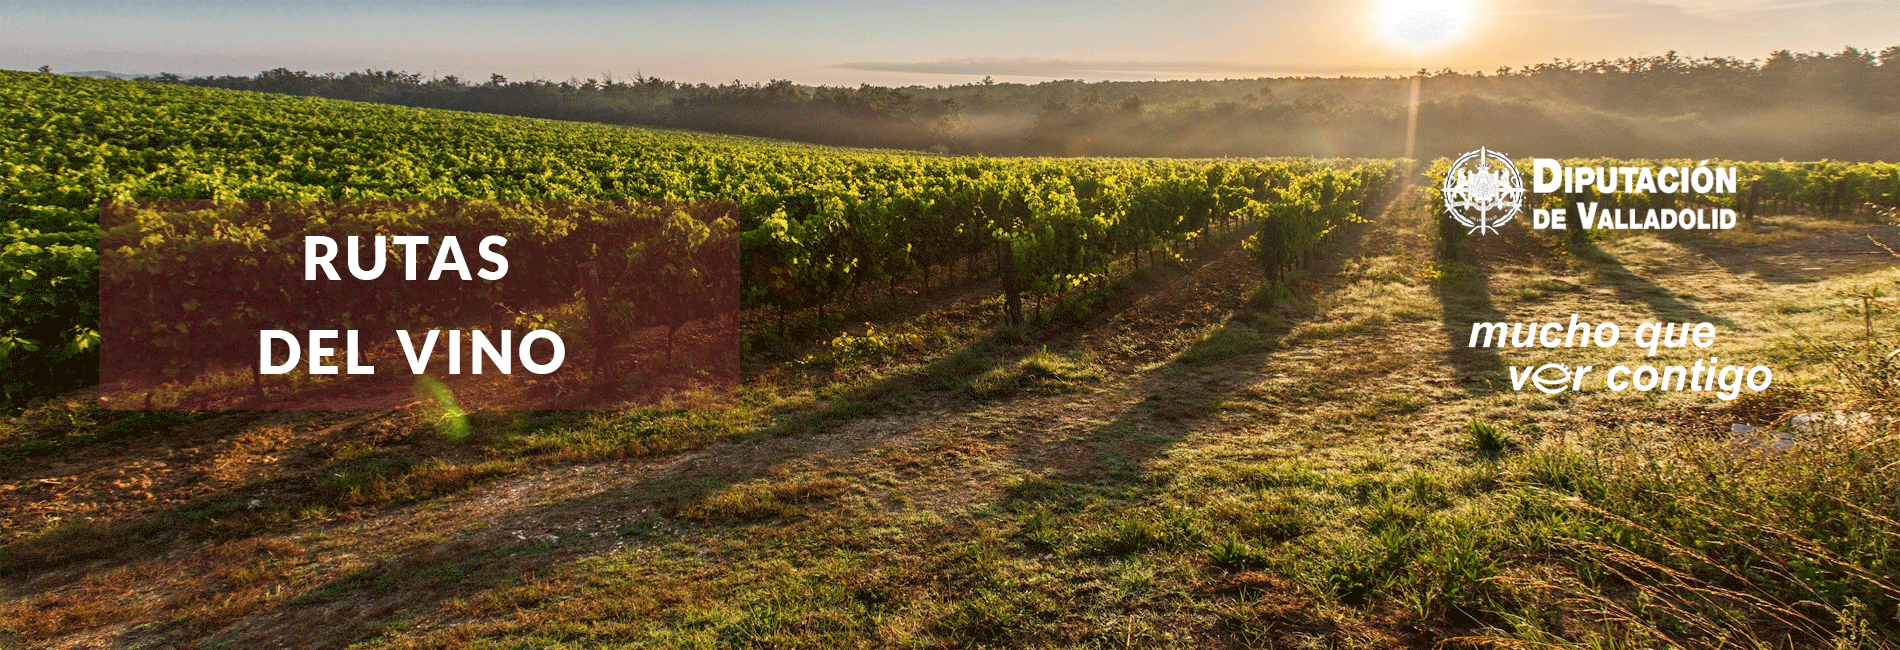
832,57,1397,80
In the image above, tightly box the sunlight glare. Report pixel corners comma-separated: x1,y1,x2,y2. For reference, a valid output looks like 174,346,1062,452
1376,0,1475,50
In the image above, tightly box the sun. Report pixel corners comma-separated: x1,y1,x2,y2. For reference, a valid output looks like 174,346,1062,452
1376,0,1476,51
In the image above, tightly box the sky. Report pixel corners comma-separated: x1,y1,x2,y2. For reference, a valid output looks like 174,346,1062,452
1,0,1896,86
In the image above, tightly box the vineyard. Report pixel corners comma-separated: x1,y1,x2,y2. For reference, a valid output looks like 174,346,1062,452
12,72,1900,402
5,69,1900,650
3,70,1399,403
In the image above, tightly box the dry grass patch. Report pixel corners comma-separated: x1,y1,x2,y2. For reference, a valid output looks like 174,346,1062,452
967,348,1106,398
681,475,857,524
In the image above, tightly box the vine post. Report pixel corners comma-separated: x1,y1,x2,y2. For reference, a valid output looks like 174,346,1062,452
998,237,1022,327
578,261,613,384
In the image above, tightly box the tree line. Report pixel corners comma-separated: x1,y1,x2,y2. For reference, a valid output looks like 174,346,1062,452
141,45,1900,160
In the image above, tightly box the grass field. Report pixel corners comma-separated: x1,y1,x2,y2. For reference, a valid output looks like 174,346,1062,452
4,181,1897,648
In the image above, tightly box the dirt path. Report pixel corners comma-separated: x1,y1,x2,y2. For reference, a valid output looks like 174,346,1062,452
5,213,1342,648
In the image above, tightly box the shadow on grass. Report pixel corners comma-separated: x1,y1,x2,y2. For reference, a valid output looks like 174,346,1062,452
193,251,1279,647
1654,231,1817,285
1020,321,1287,496
987,210,1389,501
0,236,1275,649
267,235,1307,646
0,327,1056,645
1435,266,1509,391
1657,224,1900,286
1570,239,1733,326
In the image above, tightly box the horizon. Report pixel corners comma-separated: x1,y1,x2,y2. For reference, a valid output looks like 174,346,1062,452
23,42,1900,91
3,0,1897,87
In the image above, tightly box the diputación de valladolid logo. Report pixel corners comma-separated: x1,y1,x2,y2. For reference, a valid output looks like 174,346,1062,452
1443,147,1741,235
1442,147,1525,235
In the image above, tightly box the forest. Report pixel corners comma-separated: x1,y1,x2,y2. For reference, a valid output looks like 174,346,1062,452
144,45,1900,160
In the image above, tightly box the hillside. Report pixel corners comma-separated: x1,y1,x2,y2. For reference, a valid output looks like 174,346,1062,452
0,69,1393,403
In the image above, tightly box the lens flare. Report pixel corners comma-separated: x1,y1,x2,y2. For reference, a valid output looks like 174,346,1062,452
414,375,470,440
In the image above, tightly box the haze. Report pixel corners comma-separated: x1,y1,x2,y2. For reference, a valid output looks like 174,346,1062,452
2,0,1897,84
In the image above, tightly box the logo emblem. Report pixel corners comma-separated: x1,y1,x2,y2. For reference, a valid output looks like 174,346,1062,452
1443,147,1524,235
